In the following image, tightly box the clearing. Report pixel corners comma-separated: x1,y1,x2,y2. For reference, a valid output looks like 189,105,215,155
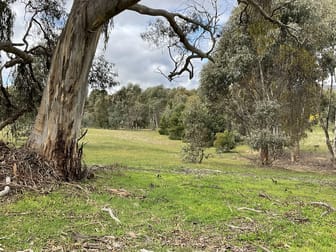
1,128,336,251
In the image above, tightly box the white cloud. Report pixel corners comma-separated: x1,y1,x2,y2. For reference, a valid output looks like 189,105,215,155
101,0,236,90
2,0,236,90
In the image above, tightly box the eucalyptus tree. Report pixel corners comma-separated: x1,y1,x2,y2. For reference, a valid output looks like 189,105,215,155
0,0,221,180
313,0,336,163
181,95,212,163
0,0,64,130
141,85,169,130
1,0,310,179
200,0,326,164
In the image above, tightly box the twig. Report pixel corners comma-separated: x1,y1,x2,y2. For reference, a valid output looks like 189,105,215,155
77,129,88,142
237,207,263,213
225,224,251,231
259,192,272,201
63,182,90,194
101,207,121,224
310,202,335,216
0,177,11,197
0,182,40,193
257,244,272,252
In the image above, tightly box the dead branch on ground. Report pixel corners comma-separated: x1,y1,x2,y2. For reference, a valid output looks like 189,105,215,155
237,207,263,213
101,207,121,224
310,201,335,216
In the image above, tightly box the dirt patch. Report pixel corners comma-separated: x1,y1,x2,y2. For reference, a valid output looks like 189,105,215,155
272,151,336,173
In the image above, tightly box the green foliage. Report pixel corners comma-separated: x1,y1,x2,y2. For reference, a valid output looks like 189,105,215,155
214,131,237,153
84,85,194,133
167,104,185,140
158,87,195,140
158,115,169,135
199,0,330,163
248,128,288,158
247,100,288,163
181,96,212,163
142,85,169,129
83,89,109,128
88,55,119,89
0,0,14,40
181,143,205,163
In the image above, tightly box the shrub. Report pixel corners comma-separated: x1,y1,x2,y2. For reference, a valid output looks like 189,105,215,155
214,131,236,153
181,144,205,163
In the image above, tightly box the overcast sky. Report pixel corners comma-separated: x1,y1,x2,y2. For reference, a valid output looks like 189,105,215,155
4,0,237,91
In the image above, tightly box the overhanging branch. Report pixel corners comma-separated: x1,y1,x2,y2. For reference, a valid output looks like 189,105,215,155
0,41,34,66
128,4,212,59
239,0,303,44
0,108,30,131
128,3,217,80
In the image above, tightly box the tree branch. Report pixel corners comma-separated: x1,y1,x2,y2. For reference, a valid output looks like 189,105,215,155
0,108,30,131
0,41,34,65
128,3,217,80
88,0,141,30
239,0,303,44
128,4,212,60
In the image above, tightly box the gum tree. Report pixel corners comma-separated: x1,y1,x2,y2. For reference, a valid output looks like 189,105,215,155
1,0,300,179
1,0,220,180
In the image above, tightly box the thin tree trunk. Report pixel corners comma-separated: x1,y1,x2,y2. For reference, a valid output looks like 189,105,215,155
320,73,336,164
332,74,336,157
27,1,102,180
260,145,269,165
322,124,335,163
290,139,300,163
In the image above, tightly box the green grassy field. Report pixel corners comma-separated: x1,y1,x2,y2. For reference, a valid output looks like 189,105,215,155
1,128,336,251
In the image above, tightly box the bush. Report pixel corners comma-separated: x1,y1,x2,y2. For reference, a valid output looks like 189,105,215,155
181,144,205,163
247,129,288,162
214,131,236,153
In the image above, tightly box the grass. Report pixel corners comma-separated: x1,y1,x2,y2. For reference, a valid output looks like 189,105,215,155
1,128,336,251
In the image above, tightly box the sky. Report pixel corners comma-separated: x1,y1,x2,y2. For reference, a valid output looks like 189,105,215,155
3,0,237,91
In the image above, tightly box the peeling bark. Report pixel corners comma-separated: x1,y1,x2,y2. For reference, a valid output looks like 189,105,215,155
27,0,103,180
26,0,216,180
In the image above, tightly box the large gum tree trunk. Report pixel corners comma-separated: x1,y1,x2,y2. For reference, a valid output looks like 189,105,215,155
27,1,102,180
27,0,141,180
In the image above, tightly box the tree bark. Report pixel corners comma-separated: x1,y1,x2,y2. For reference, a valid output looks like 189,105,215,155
27,1,103,180
260,145,269,165
320,72,336,165
290,139,300,163
25,0,212,180
26,0,140,180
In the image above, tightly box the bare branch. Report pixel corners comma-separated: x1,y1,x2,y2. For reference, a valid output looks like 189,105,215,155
0,41,33,65
128,3,218,80
129,4,213,60
239,0,303,44
0,108,30,131
22,12,38,51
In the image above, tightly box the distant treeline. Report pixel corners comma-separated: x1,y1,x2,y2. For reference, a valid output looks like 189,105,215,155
83,84,215,140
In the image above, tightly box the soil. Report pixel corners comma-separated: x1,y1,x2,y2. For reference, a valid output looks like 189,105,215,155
273,151,336,173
